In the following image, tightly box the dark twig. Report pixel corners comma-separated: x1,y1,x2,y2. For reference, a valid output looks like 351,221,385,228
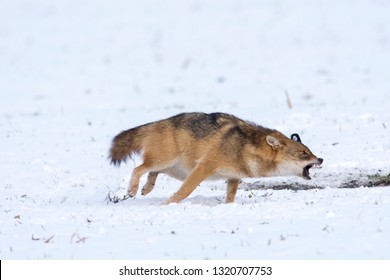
105,192,132,204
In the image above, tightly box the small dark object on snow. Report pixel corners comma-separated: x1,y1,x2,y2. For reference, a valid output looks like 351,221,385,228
106,192,131,204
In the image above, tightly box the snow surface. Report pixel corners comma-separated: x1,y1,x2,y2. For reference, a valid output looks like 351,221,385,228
1,0,390,259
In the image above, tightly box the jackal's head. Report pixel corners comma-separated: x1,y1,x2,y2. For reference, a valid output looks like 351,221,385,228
265,132,323,180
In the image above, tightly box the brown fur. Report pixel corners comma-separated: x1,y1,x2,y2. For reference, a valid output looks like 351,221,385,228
109,112,323,204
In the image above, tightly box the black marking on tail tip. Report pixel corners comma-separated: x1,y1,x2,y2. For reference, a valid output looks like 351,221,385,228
291,133,302,143
111,159,126,166
109,155,123,166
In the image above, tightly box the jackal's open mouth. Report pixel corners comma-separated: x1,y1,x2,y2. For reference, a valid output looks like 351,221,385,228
303,162,322,180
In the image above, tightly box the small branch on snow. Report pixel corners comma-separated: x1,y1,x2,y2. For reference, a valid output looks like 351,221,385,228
70,232,88,244
32,234,40,241
105,192,132,204
45,235,55,243
31,234,55,243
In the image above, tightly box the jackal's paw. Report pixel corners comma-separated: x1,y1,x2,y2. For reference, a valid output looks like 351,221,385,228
163,195,183,205
163,198,177,205
141,183,154,196
127,187,138,197
162,200,170,205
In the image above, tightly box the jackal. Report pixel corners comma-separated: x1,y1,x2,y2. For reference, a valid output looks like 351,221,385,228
109,112,323,204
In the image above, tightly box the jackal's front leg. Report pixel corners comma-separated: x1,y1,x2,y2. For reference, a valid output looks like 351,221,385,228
164,163,214,204
226,178,240,203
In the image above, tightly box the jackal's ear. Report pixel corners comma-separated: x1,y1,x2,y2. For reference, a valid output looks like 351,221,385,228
266,135,283,150
291,133,302,143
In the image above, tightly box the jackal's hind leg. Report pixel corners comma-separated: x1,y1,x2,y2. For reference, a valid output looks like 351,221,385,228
141,172,159,196
128,162,154,197
226,178,240,203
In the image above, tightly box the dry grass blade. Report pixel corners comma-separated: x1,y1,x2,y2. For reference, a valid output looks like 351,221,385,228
285,90,293,109
45,235,55,243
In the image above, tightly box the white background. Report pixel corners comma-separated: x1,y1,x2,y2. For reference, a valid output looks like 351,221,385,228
1,0,390,259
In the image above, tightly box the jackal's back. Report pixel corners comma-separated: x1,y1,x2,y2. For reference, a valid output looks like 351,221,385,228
109,112,274,166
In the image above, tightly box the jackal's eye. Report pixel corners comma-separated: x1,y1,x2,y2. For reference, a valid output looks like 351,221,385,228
299,150,311,160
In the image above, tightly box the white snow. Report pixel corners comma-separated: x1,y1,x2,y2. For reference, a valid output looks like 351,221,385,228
1,0,390,259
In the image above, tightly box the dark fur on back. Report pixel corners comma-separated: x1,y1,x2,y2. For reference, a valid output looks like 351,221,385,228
170,112,227,138
170,112,274,141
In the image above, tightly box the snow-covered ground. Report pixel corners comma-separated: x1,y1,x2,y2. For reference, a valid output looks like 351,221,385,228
1,0,390,259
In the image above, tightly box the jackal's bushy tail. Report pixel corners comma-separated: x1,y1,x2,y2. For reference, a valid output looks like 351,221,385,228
109,127,143,165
